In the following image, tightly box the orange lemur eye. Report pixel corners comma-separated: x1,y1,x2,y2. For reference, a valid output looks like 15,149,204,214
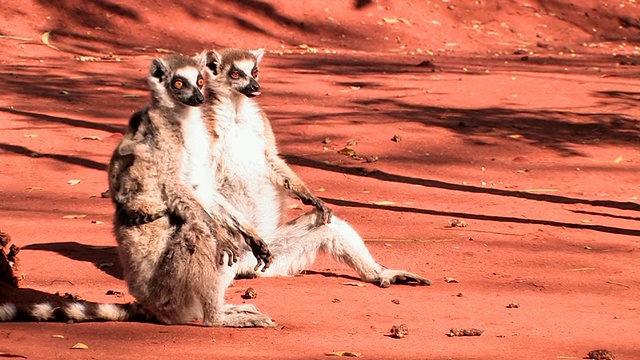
230,71,240,79
172,79,183,89
197,77,205,87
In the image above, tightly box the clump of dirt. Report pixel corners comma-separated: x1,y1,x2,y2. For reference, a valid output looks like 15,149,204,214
0,229,23,287
390,324,408,338
242,287,258,299
587,349,615,360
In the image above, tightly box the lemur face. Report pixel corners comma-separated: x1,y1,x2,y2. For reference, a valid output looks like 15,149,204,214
150,56,206,106
227,58,261,97
205,48,265,98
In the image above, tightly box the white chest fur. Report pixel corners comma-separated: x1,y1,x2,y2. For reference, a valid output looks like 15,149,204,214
180,106,216,209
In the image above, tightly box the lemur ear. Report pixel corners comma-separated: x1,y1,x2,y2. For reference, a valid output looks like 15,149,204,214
194,50,208,71
149,58,168,81
204,50,223,75
251,48,265,63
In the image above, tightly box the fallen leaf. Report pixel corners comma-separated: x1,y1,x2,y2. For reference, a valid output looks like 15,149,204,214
91,220,103,225
445,277,459,283
51,334,65,339
343,282,366,287
397,18,412,26
41,31,60,50
316,187,325,192
59,90,69,95
391,134,402,142
155,48,174,53
373,201,396,206
447,328,483,337
63,214,87,219
105,289,125,297
80,136,103,141
568,267,595,271
613,156,623,163
325,351,361,357
23,134,38,138
0,35,33,41
382,17,399,24
70,343,89,349
88,245,112,250
507,134,523,139
67,179,82,185
350,86,361,90
338,147,357,157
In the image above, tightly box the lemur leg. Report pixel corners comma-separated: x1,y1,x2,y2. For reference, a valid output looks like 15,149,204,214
204,265,276,328
236,210,431,288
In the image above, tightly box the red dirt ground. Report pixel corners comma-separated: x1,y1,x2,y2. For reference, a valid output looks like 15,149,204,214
1,1,639,359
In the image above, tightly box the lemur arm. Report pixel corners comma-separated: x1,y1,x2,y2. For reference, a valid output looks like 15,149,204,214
205,191,272,272
262,113,333,224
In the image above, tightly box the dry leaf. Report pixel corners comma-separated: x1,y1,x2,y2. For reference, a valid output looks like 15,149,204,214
23,134,38,138
507,134,523,139
316,187,325,192
326,351,361,357
350,86,361,90
63,214,86,219
445,277,459,283
343,282,366,287
373,201,396,206
70,343,89,349
338,147,357,157
91,220,103,224
383,17,399,24
41,31,60,50
80,136,102,141
156,48,174,53
613,156,623,163
51,334,65,339
0,35,33,41
67,179,82,185
59,90,69,95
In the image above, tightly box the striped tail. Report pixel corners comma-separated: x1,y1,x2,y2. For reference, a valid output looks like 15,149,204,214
0,302,148,323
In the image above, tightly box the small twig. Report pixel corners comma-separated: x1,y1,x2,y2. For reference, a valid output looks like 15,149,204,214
49,279,76,286
606,280,630,288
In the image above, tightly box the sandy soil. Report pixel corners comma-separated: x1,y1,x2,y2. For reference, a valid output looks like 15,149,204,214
1,0,639,359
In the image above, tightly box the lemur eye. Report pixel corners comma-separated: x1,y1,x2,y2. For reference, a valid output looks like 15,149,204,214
230,71,240,79
251,69,259,77
172,79,183,89
197,77,205,87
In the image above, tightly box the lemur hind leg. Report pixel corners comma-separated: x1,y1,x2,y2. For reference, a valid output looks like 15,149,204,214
236,210,431,288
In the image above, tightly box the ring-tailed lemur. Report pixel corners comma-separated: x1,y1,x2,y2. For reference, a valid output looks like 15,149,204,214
201,48,431,288
1,55,275,327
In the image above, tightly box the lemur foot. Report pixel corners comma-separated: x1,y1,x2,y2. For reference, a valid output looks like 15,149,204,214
378,269,431,288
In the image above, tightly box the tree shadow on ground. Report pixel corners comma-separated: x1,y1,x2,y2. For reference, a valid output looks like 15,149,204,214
0,142,108,172
23,242,122,279
284,154,640,214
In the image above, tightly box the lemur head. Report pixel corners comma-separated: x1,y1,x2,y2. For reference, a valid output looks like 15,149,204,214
203,48,264,97
148,55,206,107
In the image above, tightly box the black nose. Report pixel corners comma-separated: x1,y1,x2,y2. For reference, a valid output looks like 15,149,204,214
249,79,260,91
